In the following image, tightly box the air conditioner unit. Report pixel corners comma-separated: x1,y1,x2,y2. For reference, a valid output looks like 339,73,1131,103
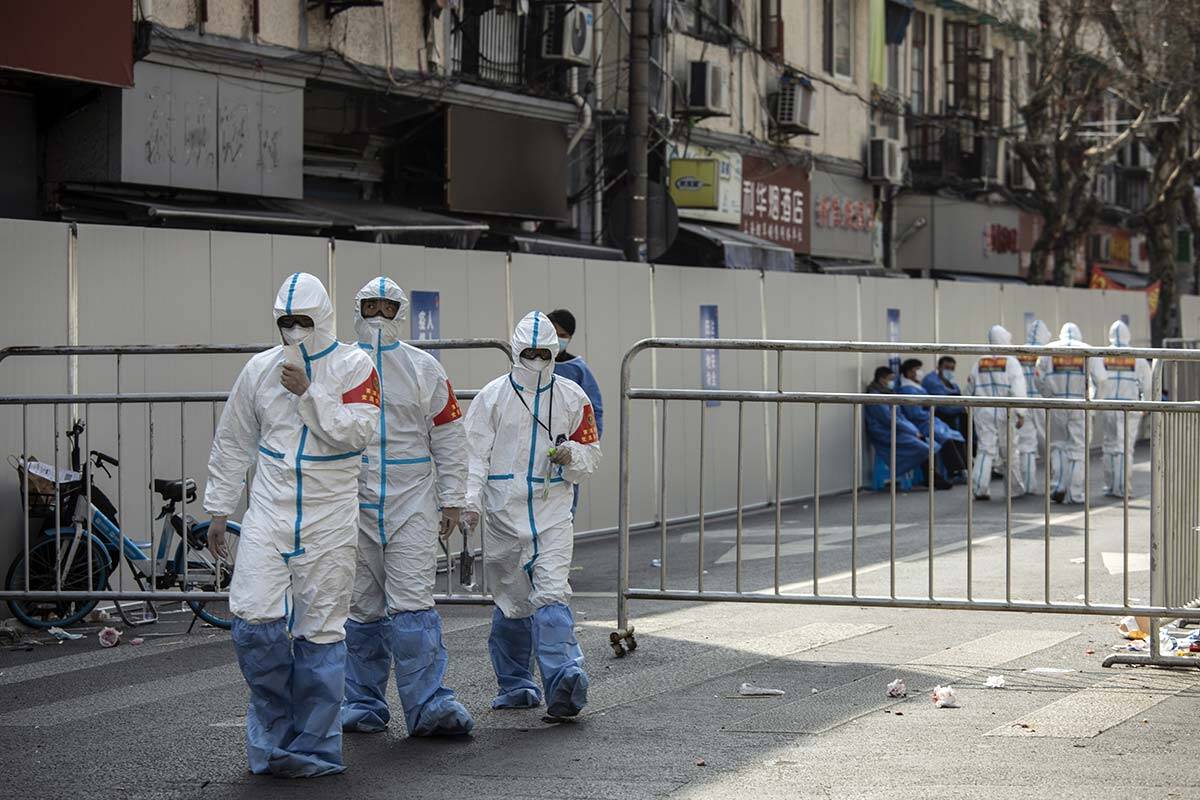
686,61,730,116
867,137,903,184
770,76,814,134
542,4,594,66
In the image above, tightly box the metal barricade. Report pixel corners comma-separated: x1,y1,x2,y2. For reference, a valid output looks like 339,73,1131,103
614,338,1200,668
0,339,510,624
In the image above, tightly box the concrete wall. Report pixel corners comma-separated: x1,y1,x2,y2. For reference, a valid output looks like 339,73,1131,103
0,220,1161,580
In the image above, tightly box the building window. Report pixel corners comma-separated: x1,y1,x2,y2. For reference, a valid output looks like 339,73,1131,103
1009,54,1018,127
989,49,1005,126
910,10,926,114
761,0,784,58
452,6,526,86
944,21,985,116
677,0,731,44
824,0,855,80
886,41,901,93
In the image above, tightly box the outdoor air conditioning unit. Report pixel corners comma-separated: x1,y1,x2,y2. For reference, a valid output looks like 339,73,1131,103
686,61,730,116
542,4,594,66
770,75,815,134
867,137,903,184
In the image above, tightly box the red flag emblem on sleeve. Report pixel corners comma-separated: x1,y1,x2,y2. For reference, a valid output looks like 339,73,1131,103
342,371,381,407
570,404,599,445
432,381,463,426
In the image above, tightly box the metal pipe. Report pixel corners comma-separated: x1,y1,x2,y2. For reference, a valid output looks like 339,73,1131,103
967,405,973,601
928,404,935,600
890,405,897,600
851,404,860,598
736,401,744,594
813,402,821,596
1005,408,1012,604
698,403,706,593
774,351,783,595
659,398,667,592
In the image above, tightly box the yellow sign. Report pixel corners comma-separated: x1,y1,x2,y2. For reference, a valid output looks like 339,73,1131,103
669,159,719,209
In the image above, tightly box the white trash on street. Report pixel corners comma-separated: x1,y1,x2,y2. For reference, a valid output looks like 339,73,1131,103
931,686,959,708
886,678,907,698
738,683,786,697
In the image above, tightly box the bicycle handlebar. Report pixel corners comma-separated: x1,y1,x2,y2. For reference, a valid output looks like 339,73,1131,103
91,451,119,468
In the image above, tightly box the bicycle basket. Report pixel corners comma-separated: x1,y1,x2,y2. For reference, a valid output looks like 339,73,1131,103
9,456,82,523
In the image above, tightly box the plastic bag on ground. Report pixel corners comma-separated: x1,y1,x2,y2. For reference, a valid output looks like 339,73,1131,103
48,626,82,641
931,686,959,708
886,678,907,698
738,683,786,697
985,675,1006,689
98,627,122,648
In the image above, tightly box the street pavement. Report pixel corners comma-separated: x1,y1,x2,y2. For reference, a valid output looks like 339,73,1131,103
1,447,1197,800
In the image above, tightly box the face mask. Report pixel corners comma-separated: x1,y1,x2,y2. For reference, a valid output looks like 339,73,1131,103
558,336,571,350
942,370,956,383
520,355,552,373
361,316,387,330
913,371,923,382
280,326,313,346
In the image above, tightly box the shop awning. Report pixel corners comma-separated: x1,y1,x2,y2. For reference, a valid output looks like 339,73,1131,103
265,198,488,249
475,230,625,261
58,190,487,248
658,223,795,271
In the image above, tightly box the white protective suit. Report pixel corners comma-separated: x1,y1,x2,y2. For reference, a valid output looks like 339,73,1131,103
205,272,381,643
1016,319,1052,493
1036,323,1108,504
464,311,602,619
1097,320,1152,497
351,277,468,617
340,276,474,737
967,325,1028,499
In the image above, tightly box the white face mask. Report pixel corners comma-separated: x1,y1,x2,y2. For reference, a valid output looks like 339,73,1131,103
280,326,314,347
361,316,387,330
520,355,552,373
558,336,571,350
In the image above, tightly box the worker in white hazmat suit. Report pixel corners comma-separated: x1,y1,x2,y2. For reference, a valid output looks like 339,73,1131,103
1097,320,1152,497
204,272,380,778
1016,319,1051,494
341,276,473,737
463,311,602,718
967,325,1028,500
1036,322,1108,504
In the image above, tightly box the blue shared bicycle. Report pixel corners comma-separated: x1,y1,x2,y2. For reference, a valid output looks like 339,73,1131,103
5,420,240,630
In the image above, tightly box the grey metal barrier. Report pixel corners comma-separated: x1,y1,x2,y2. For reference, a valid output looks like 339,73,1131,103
0,339,511,628
1161,338,1200,403
613,338,1200,668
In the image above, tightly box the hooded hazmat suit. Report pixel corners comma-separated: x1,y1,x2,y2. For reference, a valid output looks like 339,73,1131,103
967,325,1027,499
1097,320,1151,497
1016,319,1051,493
340,277,473,737
1036,323,1108,504
464,311,601,717
204,272,380,777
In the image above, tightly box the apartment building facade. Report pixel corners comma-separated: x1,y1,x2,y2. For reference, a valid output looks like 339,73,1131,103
0,1,1159,278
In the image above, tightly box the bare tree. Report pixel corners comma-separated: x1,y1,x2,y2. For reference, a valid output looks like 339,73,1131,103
1092,0,1200,340
1010,0,1138,285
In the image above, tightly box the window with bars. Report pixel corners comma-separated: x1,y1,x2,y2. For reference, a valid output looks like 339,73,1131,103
944,21,987,117
989,49,1005,127
910,10,927,115
451,6,527,87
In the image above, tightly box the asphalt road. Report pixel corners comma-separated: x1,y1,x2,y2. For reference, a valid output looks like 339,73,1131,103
1,447,1197,800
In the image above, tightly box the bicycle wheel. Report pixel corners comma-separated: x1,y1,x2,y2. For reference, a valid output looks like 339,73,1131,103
5,536,109,629
178,520,239,630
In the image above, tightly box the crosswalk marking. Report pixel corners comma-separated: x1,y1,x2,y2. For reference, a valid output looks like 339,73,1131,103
986,671,1199,738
